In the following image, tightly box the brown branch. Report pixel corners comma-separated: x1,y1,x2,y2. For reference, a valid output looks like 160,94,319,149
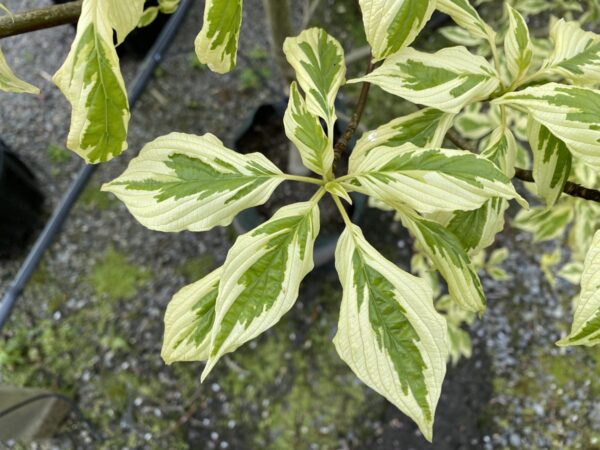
0,1,81,39
333,56,374,164
446,128,600,204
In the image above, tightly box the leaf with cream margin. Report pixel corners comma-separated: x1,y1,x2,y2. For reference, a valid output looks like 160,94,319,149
358,0,436,60
398,209,487,312
195,0,243,73
201,201,319,380
436,0,494,40
443,127,515,255
529,120,572,207
558,231,600,347
0,47,39,95
102,132,283,232
162,267,221,364
351,108,455,164
504,3,533,85
106,0,145,44
543,19,600,84
350,46,499,113
513,202,574,242
284,82,333,177
283,28,346,127
53,0,141,163
334,224,448,441
494,84,600,170
343,145,526,215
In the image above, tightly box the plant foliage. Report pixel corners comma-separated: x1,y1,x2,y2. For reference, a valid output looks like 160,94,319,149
4,0,600,441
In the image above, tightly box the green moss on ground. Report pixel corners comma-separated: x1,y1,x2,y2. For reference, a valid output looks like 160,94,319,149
89,248,150,301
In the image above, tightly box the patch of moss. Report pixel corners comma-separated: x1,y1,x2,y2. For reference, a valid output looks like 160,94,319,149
80,183,118,210
46,144,71,164
178,255,215,282
89,248,150,301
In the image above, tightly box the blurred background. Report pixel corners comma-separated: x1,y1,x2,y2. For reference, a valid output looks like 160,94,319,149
1,0,600,448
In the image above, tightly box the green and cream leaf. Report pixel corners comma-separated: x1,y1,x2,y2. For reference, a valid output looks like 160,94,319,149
162,267,221,364
358,0,436,60
350,46,499,113
202,201,320,379
399,211,486,312
480,126,517,177
436,0,495,40
351,108,456,164
195,0,243,73
102,133,283,232
558,231,600,347
0,47,40,95
284,82,333,177
446,198,508,256
53,0,131,163
283,28,346,127
495,84,600,170
513,202,574,242
334,224,448,441
529,120,572,207
106,0,145,44
504,3,533,85
543,19,600,84
344,145,525,214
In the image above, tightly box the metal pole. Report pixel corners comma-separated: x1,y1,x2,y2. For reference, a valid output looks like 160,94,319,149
0,0,195,330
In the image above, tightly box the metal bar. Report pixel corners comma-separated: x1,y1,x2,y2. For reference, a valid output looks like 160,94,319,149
0,0,195,330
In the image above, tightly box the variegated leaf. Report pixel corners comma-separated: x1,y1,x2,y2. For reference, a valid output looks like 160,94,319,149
350,46,499,113
358,0,436,60
439,26,486,47
284,82,332,177
454,108,495,140
436,0,494,40
529,120,572,207
513,202,574,242
344,145,525,214
558,231,600,347
442,127,514,255
504,3,533,85
162,267,221,364
102,133,283,232
399,211,486,312
351,108,456,164
558,261,583,285
543,19,600,84
202,201,319,379
195,0,243,73
495,84,600,170
283,28,346,126
569,200,600,261
53,0,133,163
107,0,145,44
446,198,508,256
334,224,448,441
0,47,39,94
480,126,517,178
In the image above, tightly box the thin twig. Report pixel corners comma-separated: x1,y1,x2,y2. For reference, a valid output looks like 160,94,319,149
333,56,374,164
0,1,82,39
446,128,600,204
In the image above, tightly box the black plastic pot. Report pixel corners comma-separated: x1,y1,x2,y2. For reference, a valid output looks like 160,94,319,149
52,0,170,59
233,101,366,267
0,140,45,258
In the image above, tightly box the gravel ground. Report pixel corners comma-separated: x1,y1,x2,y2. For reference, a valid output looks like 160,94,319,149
1,1,599,449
